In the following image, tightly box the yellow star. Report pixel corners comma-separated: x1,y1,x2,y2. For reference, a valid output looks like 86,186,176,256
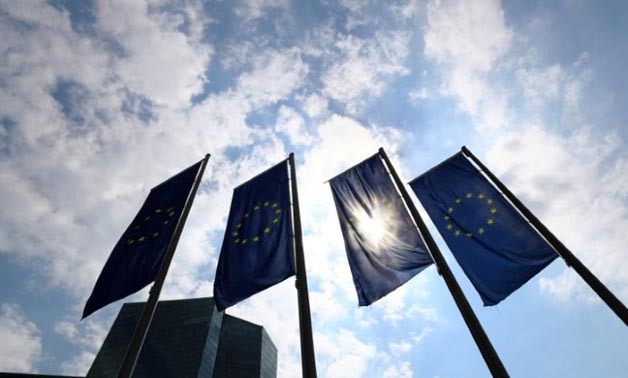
168,212,175,217
153,232,159,238
466,193,473,199
478,193,485,199
275,209,281,214
272,203,278,208
455,198,462,204
272,217,279,224
466,232,473,238
127,239,135,245
446,224,453,230
144,216,150,221
163,220,169,225
487,198,493,205
490,208,497,214
487,218,494,225
232,231,238,237
444,215,450,220
244,212,249,218
478,227,485,235
138,236,146,242
167,206,175,213
454,230,461,237
242,239,247,244
234,238,240,244
236,224,242,229
264,201,270,207
448,207,454,213
253,236,260,242
254,205,260,211
155,209,162,213
134,225,140,230
264,227,271,234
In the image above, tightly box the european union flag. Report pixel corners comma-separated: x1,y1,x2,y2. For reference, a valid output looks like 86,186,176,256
214,160,295,311
330,154,433,306
410,152,558,306
83,161,202,318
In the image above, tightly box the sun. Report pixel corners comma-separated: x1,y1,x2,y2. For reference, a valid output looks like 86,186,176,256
355,208,386,246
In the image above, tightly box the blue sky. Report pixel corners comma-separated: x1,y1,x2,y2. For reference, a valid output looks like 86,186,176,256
0,0,627,376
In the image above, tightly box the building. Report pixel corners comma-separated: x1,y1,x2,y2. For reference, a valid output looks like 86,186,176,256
87,297,277,378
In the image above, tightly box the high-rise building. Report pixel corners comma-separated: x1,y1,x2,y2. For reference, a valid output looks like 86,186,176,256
87,297,277,378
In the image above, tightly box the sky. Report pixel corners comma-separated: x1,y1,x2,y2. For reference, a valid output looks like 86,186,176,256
0,0,627,377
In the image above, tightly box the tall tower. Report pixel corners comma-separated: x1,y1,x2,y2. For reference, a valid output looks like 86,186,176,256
87,297,276,378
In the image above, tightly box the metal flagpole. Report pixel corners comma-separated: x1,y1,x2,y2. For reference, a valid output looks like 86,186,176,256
117,154,210,378
288,153,318,378
461,146,628,327
378,148,510,378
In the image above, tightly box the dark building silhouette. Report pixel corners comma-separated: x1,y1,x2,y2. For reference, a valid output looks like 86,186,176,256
213,315,277,378
87,297,277,378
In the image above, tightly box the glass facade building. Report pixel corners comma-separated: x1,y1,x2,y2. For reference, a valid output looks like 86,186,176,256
86,297,276,378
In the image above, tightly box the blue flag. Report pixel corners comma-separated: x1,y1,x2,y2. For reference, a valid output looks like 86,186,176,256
410,152,558,306
83,161,202,318
330,154,433,306
214,160,295,311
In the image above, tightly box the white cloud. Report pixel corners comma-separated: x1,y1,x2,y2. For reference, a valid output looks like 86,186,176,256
0,304,42,373
383,361,413,378
237,48,309,108
487,126,628,303
517,64,564,110
97,0,212,108
337,0,371,30
300,92,329,119
424,0,514,130
389,340,413,354
316,329,377,378
275,105,313,146
234,0,289,23
60,352,96,376
411,326,434,345
392,0,423,21
322,31,410,112
54,319,108,350
424,0,512,73
409,87,430,102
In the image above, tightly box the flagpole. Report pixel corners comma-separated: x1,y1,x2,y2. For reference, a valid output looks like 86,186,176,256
288,153,318,378
461,146,628,326
378,148,510,378
117,154,210,378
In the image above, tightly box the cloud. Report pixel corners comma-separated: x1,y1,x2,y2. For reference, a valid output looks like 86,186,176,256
0,304,42,373
97,0,212,108
382,361,413,378
54,319,108,350
517,64,564,110
60,352,96,376
389,339,413,354
299,92,329,119
424,0,512,73
275,105,314,146
236,48,309,108
316,329,377,378
487,126,628,303
321,31,410,112
424,0,513,129
234,0,289,23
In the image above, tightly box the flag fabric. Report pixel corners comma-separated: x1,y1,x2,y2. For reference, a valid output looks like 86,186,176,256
214,160,295,311
83,161,202,318
409,152,557,306
329,154,433,306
